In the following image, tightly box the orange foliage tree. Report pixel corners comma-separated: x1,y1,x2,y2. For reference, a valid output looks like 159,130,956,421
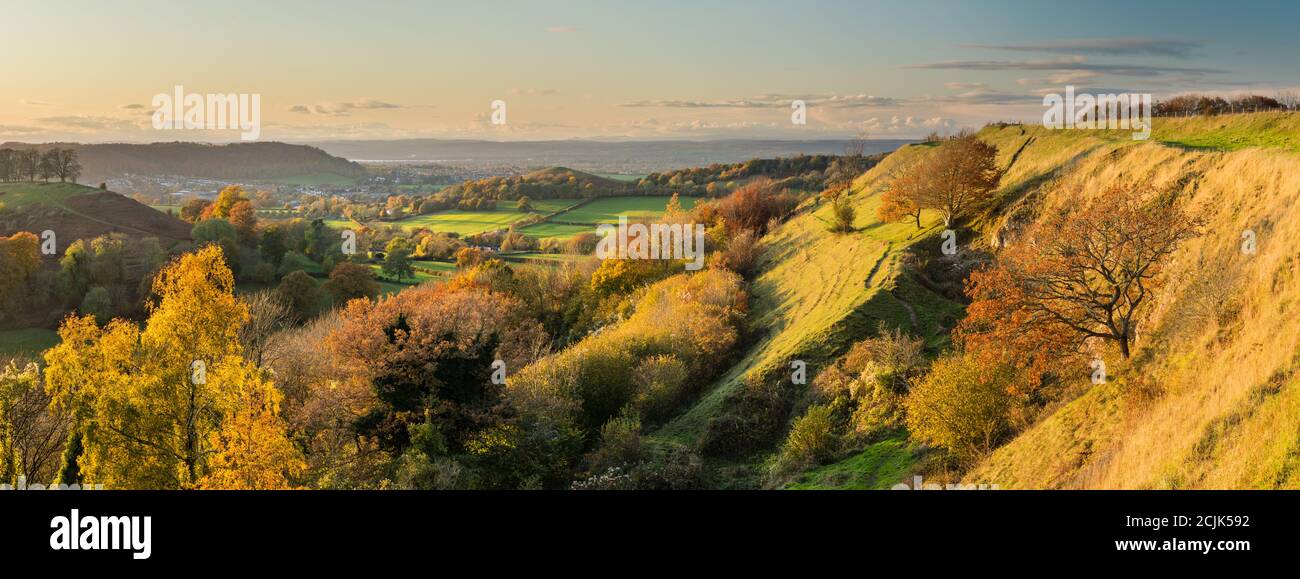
958,184,1202,390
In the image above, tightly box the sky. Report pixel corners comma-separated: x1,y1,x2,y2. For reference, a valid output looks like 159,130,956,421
2,0,1298,142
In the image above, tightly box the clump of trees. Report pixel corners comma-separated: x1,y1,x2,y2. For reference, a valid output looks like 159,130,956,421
1153,93,1296,117
0,148,81,183
878,132,1002,229
42,246,304,489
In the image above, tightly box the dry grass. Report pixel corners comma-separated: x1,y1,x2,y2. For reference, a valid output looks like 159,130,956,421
969,126,1300,489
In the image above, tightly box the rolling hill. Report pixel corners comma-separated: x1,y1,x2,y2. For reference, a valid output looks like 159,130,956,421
0,182,191,250
651,111,1300,490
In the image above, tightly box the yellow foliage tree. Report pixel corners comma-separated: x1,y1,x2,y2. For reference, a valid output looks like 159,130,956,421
44,246,303,489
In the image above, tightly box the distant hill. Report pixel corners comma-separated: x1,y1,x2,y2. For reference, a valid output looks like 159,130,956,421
0,141,367,184
308,138,910,173
0,182,191,251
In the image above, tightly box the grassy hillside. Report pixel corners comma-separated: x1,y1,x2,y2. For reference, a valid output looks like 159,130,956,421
646,143,961,487
960,115,1300,489
647,111,1300,490
0,181,191,248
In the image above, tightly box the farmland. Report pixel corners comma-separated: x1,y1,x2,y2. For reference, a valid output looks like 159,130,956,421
522,195,698,239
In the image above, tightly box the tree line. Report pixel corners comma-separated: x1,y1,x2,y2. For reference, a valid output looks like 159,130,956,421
0,148,82,183
1153,93,1300,117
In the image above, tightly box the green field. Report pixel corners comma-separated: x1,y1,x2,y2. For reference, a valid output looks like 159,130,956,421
559,196,697,223
521,195,698,240
518,222,593,239
0,328,60,359
0,182,99,210
384,199,579,235
782,439,917,490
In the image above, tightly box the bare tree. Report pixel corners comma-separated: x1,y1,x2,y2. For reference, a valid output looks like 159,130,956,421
54,149,81,183
18,149,40,181
239,290,294,368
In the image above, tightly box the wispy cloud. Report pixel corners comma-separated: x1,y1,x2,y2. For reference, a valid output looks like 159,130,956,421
20,99,50,107
908,56,1227,77
287,98,412,116
619,94,899,109
963,38,1203,58
545,25,579,33
36,115,142,132
509,88,559,96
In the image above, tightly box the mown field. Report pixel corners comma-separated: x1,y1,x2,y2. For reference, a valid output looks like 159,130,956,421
385,198,578,235
522,195,698,240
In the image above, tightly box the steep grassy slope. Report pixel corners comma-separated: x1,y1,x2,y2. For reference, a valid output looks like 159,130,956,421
650,112,1300,490
646,144,962,487
966,117,1300,489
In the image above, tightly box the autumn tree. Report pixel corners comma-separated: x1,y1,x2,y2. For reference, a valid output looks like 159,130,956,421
920,132,1001,227
277,270,324,321
961,185,1202,361
228,200,259,246
324,261,380,304
878,133,1000,229
327,284,550,486
878,162,926,229
180,198,212,224
209,185,252,220
455,247,485,269
43,246,302,488
0,232,42,317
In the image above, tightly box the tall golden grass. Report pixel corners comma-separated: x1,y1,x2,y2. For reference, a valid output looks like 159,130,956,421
970,123,1300,489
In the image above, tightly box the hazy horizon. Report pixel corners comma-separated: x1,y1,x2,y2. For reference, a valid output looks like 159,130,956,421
5,0,1300,143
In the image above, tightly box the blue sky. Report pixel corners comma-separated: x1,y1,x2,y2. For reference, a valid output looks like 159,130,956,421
2,0,1296,141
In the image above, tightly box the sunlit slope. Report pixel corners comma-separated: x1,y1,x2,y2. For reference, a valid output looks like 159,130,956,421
969,117,1300,489
649,144,958,484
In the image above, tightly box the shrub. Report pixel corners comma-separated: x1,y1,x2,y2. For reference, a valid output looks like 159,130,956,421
772,404,837,474
828,193,857,233
631,355,690,422
710,228,761,276
587,409,643,471
905,353,1014,463
711,177,799,235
